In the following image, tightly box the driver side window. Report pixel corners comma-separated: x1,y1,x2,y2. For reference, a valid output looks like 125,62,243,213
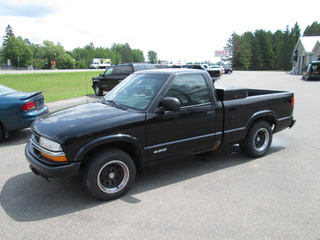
105,67,113,76
165,74,210,107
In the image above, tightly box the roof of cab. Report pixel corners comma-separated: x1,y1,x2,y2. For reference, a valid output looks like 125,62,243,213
133,68,205,75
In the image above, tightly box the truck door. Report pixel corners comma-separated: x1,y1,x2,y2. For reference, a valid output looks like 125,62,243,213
100,67,121,90
146,74,218,161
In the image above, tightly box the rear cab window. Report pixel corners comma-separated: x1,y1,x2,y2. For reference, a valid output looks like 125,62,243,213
133,64,145,72
113,66,132,76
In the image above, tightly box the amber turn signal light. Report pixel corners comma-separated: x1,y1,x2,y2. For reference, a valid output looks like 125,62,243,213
41,152,67,162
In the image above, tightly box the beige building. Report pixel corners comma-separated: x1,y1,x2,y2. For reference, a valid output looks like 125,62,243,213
292,36,320,75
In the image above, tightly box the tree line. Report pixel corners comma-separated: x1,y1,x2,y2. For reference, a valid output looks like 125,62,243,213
1,22,320,70
0,25,158,69
224,21,320,71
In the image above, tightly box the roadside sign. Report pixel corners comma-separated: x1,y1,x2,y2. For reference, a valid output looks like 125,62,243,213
214,50,229,57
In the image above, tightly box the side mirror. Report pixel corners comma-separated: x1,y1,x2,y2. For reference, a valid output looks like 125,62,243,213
99,74,103,77
159,97,181,112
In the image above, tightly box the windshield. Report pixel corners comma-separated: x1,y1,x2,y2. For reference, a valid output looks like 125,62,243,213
0,84,17,96
103,73,168,110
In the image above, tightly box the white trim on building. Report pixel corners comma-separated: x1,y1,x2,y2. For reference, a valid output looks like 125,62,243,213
292,36,320,75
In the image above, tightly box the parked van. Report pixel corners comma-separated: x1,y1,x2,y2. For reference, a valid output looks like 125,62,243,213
302,61,320,80
90,58,111,69
92,63,156,96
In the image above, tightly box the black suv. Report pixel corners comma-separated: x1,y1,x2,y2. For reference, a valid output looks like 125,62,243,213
92,63,156,96
302,61,320,80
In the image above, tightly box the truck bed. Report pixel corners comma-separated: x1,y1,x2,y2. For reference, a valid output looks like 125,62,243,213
216,86,295,145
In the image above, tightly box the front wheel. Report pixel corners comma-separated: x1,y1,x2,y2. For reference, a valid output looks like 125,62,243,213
94,83,103,96
83,149,136,200
240,121,273,158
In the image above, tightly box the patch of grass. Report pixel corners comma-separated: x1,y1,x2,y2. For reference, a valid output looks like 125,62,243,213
0,71,104,102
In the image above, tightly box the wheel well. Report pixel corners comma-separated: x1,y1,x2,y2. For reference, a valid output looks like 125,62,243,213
250,116,276,132
81,141,142,167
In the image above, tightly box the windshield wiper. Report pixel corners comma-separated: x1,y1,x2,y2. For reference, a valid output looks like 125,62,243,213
105,99,127,110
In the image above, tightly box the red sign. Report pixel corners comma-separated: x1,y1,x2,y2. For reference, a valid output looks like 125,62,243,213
214,50,229,57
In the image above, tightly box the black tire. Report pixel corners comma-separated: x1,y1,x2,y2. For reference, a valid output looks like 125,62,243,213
0,125,4,142
83,149,136,200
240,121,273,158
94,83,103,96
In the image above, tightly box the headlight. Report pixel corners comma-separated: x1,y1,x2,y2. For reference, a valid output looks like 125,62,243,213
37,137,67,162
39,137,63,151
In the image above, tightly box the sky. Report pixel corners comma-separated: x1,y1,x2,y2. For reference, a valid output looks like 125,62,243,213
0,0,319,64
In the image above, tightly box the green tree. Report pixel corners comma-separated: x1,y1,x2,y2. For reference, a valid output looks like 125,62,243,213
42,40,57,68
250,34,263,70
111,43,124,64
56,53,75,69
271,30,283,69
2,36,19,66
291,22,301,44
41,41,68,69
2,35,32,68
122,43,133,63
277,26,295,70
225,23,301,71
132,49,145,62
303,21,320,36
30,43,45,69
254,30,275,70
83,42,96,67
147,50,157,63
237,32,253,70
2,24,14,47
224,32,238,66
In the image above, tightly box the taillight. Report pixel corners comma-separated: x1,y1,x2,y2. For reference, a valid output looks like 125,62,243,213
22,101,36,111
291,97,295,107
308,71,311,75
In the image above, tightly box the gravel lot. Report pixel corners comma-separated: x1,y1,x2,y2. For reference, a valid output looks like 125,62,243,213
1,71,319,240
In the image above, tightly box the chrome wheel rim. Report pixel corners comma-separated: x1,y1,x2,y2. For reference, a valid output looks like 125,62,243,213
253,128,270,152
97,160,129,194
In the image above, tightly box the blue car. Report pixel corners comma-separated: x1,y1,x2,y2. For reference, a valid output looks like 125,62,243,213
0,84,49,141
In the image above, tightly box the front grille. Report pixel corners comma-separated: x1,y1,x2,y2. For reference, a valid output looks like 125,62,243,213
31,131,40,144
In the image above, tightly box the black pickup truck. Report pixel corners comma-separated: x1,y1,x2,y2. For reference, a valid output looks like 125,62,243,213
25,69,295,200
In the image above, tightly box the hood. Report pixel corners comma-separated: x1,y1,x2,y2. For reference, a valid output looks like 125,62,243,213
32,101,141,142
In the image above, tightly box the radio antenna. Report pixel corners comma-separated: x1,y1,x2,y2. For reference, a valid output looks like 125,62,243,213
85,70,88,103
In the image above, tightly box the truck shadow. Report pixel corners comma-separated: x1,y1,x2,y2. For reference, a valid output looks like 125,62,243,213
0,144,285,222
0,128,31,147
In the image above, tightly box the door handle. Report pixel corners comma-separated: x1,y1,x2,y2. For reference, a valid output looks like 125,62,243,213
207,111,215,117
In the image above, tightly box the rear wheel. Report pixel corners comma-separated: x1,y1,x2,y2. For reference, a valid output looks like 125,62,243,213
94,83,103,96
240,121,273,158
83,149,136,200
